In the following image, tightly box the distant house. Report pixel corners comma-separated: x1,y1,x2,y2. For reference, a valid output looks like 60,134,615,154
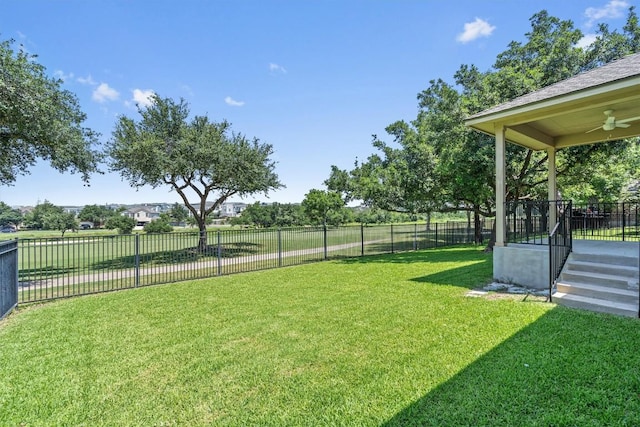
124,207,161,226
218,202,247,218
62,206,83,215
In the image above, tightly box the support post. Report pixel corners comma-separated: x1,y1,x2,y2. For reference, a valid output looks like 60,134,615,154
495,125,506,247
548,147,557,231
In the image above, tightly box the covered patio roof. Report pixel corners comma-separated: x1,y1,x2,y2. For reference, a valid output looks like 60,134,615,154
465,52,640,150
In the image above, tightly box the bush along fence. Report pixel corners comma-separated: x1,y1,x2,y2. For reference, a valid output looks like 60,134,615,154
7,221,493,306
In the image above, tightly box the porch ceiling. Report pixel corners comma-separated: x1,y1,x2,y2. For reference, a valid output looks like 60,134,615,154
465,53,640,150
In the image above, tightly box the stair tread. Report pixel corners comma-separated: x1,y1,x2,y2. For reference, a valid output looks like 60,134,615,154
562,269,635,282
556,281,638,296
553,292,638,309
568,259,638,270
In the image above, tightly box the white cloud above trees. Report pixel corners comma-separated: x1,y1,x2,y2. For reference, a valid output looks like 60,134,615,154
269,63,287,74
92,83,119,103
584,0,629,27
456,18,496,43
224,96,245,107
130,89,155,108
77,74,97,85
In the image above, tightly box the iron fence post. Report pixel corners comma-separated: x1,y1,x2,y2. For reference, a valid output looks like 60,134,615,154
622,202,626,242
435,223,438,248
414,223,418,251
323,224,328,260
14,238,18,309
217,230,222,276
134,234,140,288
278,228,282,267
361,223,364,256
390,224,394,254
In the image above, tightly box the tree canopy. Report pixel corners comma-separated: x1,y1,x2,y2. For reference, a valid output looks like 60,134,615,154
0,202,22,227
0,38,101,185
302,189,345,226
78,204,122,228
108,95,283,248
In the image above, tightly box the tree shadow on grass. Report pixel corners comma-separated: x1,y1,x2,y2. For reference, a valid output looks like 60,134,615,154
338,246,490,266
409,260,492,290
89,242,263,271
381,307,640,426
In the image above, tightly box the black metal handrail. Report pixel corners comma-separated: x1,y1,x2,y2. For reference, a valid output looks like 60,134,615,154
548,201,573,302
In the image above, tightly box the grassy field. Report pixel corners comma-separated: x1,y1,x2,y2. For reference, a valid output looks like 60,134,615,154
2,247,639,425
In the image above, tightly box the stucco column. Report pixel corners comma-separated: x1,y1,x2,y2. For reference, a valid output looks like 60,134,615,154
547,147,557,230
495,125,506,247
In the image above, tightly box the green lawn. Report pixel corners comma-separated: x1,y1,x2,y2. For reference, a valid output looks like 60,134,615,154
1,246,639,426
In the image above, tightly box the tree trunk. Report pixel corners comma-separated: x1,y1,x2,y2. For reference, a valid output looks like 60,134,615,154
473,207,483,244
484,220,496,252
197,222,209,253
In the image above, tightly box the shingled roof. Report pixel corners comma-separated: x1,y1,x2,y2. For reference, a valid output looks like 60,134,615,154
465,52,640,150
467,52,640,120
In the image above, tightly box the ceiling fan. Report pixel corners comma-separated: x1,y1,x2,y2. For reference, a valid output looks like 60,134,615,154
586,109,640,133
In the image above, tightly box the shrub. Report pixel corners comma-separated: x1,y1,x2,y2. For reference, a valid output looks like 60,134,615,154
144,219,173,233
104,216,136,234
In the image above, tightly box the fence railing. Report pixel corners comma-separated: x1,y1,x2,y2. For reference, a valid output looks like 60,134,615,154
506,200,639,244
14,221,493,305
548,201,573,303
0,239,18,319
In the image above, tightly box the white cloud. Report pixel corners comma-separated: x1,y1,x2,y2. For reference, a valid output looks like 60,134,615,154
54,70,74,82
92,83,119,103
456,18,496,43
131,89,155,108
179,83,194,97
577,33,598,49
77,74,97,85
224,96,245,107
269,63,287,74
585,0,629,27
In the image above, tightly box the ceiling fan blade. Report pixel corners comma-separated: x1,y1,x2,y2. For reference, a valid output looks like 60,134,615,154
616,115,640,124
585,125,603,133
615,123,631,128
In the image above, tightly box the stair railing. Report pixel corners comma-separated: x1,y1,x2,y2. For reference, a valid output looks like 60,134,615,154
549,201,573,302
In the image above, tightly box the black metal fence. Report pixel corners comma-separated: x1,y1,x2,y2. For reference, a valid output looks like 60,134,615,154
506,201,639,244
0,239,18,319
14,221,493,305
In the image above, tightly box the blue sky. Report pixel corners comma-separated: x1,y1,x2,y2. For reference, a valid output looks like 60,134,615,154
1,0,637,207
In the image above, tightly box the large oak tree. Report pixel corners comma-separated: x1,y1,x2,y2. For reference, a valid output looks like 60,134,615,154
0,39,100,185
108,95,282,249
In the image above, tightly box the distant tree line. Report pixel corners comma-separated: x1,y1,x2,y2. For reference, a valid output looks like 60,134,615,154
0,201,194,236
230,199,428,228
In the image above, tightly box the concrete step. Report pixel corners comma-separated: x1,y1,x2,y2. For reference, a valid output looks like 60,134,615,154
566,259,639,279
560,269,634,289
553,292,639,318
571,252,638,268
556,281,638,303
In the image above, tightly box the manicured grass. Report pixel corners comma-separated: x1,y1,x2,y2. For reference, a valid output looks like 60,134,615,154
1,247,639,425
